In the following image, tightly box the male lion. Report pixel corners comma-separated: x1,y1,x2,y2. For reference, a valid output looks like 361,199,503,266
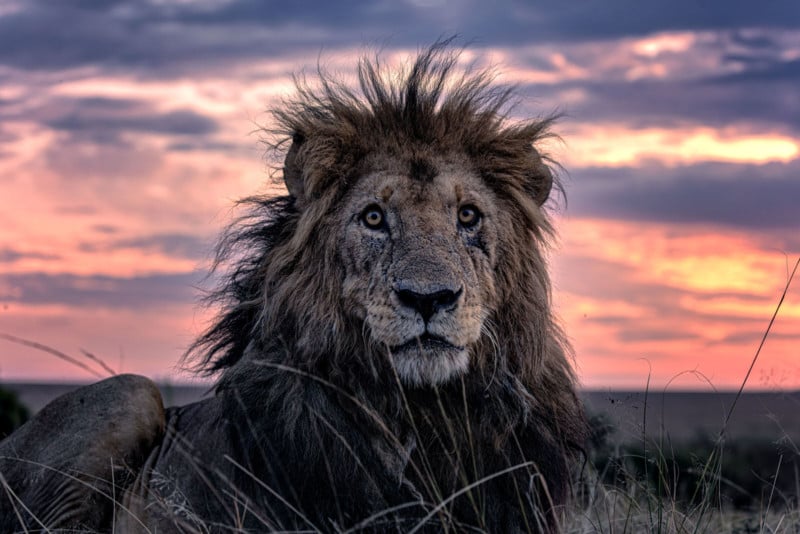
0,42,586,532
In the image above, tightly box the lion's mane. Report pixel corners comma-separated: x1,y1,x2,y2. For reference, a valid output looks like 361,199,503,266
188,40,586,532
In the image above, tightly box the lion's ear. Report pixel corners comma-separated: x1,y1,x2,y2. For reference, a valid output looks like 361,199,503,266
524,148,553,206
283,132,305,202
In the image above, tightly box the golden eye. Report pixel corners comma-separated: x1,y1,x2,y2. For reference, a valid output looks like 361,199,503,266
458,205,481,228
361,205,385,229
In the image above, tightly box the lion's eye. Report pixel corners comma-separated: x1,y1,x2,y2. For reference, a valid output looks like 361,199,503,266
458,205,481,228
361,205,385,230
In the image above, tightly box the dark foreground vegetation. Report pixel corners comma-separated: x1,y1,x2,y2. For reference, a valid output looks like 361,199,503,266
0,385,28,439
566,411,800,533
608,437,798,511
586,411,800,512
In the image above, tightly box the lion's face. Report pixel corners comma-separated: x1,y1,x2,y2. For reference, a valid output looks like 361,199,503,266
339,154,500,387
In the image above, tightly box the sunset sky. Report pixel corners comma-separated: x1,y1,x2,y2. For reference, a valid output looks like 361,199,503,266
1,0,798,390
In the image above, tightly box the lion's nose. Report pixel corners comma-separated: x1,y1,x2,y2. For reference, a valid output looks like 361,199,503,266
395,287,463,323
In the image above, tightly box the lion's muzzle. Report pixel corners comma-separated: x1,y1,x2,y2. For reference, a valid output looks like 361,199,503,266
394,285,463,323
384,279,474,386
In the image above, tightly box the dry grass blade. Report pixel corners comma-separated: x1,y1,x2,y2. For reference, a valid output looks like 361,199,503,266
0,333,106,379
79,348,117,376
720,256,799,437
0,469,44,533
0,455,152,532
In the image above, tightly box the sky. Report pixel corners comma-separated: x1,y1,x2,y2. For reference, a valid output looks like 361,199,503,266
0,0,798,390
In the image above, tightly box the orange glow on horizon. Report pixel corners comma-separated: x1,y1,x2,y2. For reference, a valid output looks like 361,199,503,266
554,218,800,390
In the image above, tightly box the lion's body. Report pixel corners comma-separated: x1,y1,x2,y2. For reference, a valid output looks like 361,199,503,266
0,42,586,533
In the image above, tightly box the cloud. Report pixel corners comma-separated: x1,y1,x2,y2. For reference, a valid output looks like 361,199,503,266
717,331,800,345
495,1,800,42
54,205,98,215
560,125,798,167
555,255,694,330
566,160,800,230
2,0,799,76
49,109,218,136
78,233,212,260
0,0,412,73
481,29,800,138
0,124,17,143
43,97,218,137
530,75,800,136
43,136,164,181
91,224,119,234
713,58,800,83
616,328,701,342
0,248,60,263
0,3,144,71
3,10,798,141
0,271,200,308
167,140,241,153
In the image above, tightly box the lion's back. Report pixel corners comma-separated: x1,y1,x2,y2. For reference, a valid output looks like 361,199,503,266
0,374,165,531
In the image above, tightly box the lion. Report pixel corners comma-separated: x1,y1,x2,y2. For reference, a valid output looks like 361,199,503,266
0,41,586,533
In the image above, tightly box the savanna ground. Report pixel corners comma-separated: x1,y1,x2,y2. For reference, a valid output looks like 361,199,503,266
0,259,797,533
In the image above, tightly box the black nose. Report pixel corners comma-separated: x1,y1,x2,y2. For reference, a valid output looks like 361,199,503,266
396,287,462,323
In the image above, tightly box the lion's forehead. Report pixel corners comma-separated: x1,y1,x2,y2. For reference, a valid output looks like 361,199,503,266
349,158,493,214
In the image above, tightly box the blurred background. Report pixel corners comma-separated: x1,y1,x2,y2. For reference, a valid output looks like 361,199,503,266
0,0,798,392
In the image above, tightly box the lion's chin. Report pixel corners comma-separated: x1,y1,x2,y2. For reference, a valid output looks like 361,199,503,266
389,336,469,387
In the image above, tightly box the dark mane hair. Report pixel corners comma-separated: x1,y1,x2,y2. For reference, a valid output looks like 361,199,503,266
188,195,297,374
